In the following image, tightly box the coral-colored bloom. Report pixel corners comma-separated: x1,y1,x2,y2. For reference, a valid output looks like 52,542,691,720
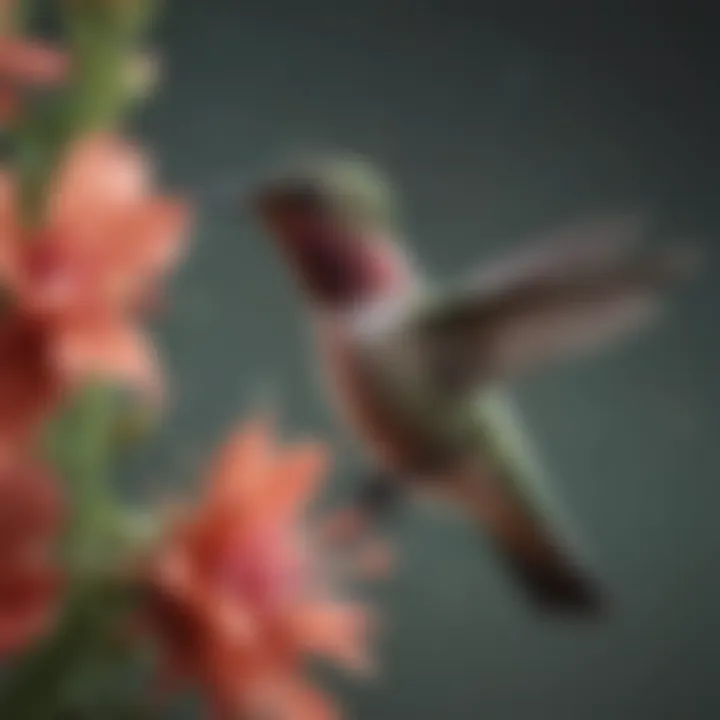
0,37,67,85
0,460,63,657
1,134,189,318
0,35,68,123
143,420,377,719
0,134,189,404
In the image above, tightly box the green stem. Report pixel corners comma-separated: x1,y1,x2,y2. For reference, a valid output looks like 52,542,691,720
57,386,119,553
0,385,124,718
17,0,160,223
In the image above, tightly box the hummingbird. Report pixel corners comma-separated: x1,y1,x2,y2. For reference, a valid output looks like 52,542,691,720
251,154,695,615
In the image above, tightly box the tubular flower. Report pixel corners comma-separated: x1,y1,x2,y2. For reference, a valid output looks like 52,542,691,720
0,32,68,123
142,420,379,720
0,134,190,402
0,460,63,658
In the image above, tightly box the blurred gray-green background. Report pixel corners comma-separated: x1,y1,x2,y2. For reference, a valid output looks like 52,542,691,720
134,2,718,718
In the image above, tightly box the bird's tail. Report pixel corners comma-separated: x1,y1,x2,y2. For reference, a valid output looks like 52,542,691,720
456,391,606,616
456,469,605,614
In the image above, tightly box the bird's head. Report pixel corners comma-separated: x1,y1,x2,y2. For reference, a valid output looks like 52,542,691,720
252,154,413,309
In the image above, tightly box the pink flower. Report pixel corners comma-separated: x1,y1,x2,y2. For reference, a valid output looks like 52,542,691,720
0,37,67,85
0,34,68,123
142,419,380,719
0,134,190,409
0,460,63,658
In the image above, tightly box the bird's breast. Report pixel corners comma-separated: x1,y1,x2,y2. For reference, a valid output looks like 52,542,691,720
317,326,442,472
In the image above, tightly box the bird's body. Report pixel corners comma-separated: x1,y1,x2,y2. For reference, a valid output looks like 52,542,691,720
316,294,433,474
314,273,602,610
252,154,695,613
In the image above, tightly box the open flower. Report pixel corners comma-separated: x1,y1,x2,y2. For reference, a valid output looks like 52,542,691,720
141,419,379,719
0,134,189,406
0,459,63,658
1,134,189,318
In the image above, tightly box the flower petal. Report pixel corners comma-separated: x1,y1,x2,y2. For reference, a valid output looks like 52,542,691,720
113,198,190,278
101,198,191,308
0,597,58,656
53,318,163,401
206,418,276,510
0,38,68,85
291,602,372,673
240,678,338,720
260,443,329,523
277,681,339,720
0,317,60,456
0,170,20,280
0,566,62,609
0,84,17,124
0,461,61,546
49,134,151,232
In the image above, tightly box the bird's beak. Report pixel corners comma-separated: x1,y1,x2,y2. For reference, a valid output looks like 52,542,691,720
249,181,329,246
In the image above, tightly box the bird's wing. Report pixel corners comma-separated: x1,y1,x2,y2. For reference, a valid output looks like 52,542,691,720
405,219,697,386
458,213,646,294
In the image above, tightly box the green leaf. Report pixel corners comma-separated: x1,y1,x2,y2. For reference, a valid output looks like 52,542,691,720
44,384,119,552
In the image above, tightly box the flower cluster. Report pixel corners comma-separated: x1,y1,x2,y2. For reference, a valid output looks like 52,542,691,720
0,136,190,662
0,135,188,453
143,420,376,718
0,3,383,718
